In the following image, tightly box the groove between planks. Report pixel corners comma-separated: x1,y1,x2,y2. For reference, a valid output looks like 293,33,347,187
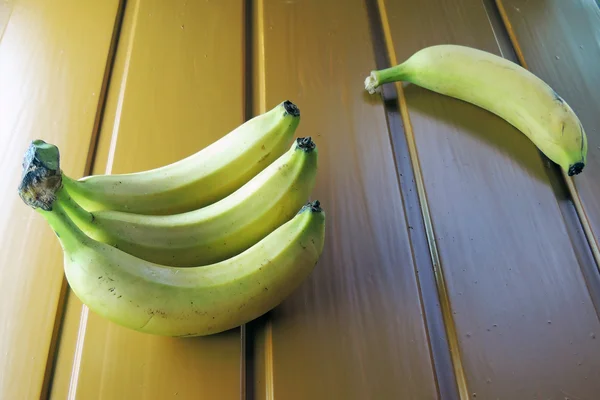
242,1,255,399
365,0,464,399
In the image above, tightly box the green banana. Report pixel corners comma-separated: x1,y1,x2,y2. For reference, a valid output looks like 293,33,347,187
61,100,301,215
365,44,588,176
18,144,325,337
59,137,318,267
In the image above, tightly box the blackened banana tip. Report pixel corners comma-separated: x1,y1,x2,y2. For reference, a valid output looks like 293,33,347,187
298,200,322,215
296,137,316,152
283,100,300,117
309,200,322,212
568,162,584,176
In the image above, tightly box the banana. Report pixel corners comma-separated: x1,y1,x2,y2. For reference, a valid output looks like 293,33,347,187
364,44,588,176
61,100,301,215
18,144,325,336
42,199,324,336
59,137,318,267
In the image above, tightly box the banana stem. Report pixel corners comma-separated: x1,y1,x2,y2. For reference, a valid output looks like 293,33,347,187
364,64,410,94
55,185,96,230
60,173,83,196
37,201,91,254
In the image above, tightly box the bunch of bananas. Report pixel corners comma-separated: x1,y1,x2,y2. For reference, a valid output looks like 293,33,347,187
18,100,326,337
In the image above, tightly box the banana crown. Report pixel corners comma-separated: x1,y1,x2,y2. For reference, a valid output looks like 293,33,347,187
18,139,62,212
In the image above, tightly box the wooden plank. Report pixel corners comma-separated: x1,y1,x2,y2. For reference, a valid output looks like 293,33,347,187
496,0,600,271
52,1,244,399
0,1,13,37
0,0,121,399
379,0,600,398
252,0,439,398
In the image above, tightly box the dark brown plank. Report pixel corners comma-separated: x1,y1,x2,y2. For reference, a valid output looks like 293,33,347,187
251,0,439,398
496,0,600,287
380,0,600,398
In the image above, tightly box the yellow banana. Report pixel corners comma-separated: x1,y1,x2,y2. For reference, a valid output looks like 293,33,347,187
18,143,325,336
42,199,324,336
59,137,318,267
61,100,301,215
365,44,587,176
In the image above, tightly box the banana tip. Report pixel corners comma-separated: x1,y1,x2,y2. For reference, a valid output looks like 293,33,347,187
299,200,322,214
283,100,300,117
296,137,316,152
568,162,584,176
308,200,322,213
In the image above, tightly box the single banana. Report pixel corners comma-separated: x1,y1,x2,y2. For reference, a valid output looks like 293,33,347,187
59,137,318,267
61,100,301,215
18,144,325,337
364,44,588,176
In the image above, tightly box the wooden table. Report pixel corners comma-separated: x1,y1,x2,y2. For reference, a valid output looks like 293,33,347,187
1,0,599,398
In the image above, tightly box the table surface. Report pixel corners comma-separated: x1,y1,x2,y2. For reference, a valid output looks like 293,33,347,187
1,0,599,399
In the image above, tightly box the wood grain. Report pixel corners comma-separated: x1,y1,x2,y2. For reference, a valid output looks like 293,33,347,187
251,0,439,398
52,1,244,399
0,0,120,398
379,0,600,398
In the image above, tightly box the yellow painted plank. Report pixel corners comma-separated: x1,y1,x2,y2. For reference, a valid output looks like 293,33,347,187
496,0,600,268
49,291,84,400
253,0,438,398
380,0,600,398
54,1,244,398
0,0,13,37
0,0,121,399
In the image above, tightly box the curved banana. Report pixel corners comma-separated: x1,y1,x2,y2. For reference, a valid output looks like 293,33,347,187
36,199,324,336
365,44,588,176
61,100,301,215
60,137,318,267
